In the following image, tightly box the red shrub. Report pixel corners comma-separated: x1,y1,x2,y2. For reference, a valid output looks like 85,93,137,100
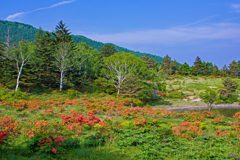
0,132,7,143
61,111,102,128
215,130,230,137
172,121,202,140
234,112,240,120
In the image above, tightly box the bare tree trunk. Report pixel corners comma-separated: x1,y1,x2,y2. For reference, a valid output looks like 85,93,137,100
60,70,64,91
117,88,120,96
15,63,23,91
208,103,212,111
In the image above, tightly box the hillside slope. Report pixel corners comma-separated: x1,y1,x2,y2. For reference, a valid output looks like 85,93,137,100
0,20,163,63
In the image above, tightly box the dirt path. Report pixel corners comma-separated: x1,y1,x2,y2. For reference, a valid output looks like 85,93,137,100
165,104,240,111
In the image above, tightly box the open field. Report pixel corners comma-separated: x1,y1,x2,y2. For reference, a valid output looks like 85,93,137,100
158,76,240,107
1,84,240,159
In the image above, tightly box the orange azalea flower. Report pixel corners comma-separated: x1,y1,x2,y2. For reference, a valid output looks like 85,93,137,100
234,112,240,120
28,132,35,138
98,121,105,127
215,130,230,137
172,121,202,139
134,118,146,126
213,117,222,123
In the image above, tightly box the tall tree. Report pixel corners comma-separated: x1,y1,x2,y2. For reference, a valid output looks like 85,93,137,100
55,20,72,43
101,53,147,95
219,78,238,103
221,65,229,76
69,43,100,89
192,56,203,75
35,30,56,88
10,41,35,91
141,56,159,70
161,55,175,75
229,60,239,77
53,21,74,91
53,42,72,91
178,63,191,75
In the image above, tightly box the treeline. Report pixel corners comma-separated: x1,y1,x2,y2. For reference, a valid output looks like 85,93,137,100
0,21,239,101
0,21,165,102
161,55,240,77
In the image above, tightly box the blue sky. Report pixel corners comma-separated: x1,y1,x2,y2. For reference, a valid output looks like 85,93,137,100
1,0,240,66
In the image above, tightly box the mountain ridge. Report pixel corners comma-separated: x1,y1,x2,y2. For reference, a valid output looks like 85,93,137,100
0,20,163,63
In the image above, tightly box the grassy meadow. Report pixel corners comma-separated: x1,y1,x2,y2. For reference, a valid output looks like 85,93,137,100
0,76,240,160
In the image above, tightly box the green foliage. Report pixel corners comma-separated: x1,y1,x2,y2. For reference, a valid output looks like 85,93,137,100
101,53,149,95
140,56,159,70
192,56,203,75
94,77,116,94
137,81,166,103
167,90,185,99
69,43,100,90
66,89,81,99
178,62,192,75
229,60,240,77
192,56,220,76
55,20,72,43
35,30,57,88
0,86,29,101
8,41,36,91
200,89,217,110
219,78,239,103
100,44,117,57
83,132,107,147
161,55,177,75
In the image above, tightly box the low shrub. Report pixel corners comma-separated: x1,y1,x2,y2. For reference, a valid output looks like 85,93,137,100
66,89,81,99
167,90,185,99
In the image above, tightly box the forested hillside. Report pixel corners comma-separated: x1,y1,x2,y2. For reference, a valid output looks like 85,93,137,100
0,20,163,63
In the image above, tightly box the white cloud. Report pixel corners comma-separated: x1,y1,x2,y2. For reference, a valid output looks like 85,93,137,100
49,0,75,8
5,0,76,21
86,23,240,45
231,3,240,12
5,12,25,21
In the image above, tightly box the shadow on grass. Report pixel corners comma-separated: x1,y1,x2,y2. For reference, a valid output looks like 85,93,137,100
0,146,131,160
146,99,172,107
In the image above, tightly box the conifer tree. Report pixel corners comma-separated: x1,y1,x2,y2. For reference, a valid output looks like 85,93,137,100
161,55,174,75
192,56,203,75
229,60,239,77
35,30,56,88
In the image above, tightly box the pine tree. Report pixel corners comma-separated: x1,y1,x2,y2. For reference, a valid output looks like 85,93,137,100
0,30,15,86
229,60,239,77
35,30,57,88
141,56,159,70
55,20,72,43
161,55,174,75
178,63,191,75
192,56,203,75
222,65,229,76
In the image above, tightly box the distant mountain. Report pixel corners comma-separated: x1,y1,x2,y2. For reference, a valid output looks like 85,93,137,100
0,20,163,63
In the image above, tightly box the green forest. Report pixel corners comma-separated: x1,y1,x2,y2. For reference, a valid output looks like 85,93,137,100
0,21,239,96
